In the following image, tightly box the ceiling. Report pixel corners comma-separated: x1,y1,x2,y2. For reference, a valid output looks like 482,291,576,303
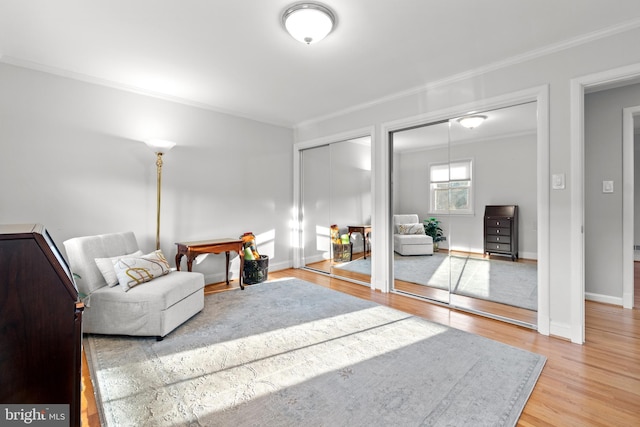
2,1,640,128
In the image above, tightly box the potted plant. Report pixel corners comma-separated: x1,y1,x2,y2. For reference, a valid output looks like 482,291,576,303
423,217,444,251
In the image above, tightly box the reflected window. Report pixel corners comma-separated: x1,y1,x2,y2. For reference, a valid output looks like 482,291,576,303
429,160,473,214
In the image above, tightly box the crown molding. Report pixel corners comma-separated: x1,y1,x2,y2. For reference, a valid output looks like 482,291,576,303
0,55,293,129
295,17,640,129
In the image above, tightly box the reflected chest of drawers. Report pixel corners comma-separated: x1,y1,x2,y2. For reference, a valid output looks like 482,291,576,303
484,205,519,261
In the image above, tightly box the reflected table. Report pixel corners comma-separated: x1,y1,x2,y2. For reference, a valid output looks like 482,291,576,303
347,225,372,259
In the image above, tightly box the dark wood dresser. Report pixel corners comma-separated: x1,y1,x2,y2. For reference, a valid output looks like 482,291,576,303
0,224,83,427
484,205,519,261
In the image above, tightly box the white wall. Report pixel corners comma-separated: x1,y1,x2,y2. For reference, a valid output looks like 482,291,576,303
0,63,294,284
396,134,537,259
295,25,640,341
585,83,640,302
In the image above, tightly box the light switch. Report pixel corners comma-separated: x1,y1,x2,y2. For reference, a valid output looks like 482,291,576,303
552,173,565,190
603,180,614,193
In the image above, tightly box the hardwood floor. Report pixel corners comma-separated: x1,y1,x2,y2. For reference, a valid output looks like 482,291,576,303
81,266,640,426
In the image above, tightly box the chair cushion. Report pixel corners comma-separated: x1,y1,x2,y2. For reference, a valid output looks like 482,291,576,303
89,270,204,312
397,223,425,235
394,234,433,246
64,232,140,295
393,214,420,232
95,250,143,287
112,250,172,291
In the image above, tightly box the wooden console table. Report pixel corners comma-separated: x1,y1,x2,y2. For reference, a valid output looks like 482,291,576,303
175,238,245,289
348,225,372,259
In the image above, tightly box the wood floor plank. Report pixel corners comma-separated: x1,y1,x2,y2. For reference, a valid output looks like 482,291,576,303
81,266,640,426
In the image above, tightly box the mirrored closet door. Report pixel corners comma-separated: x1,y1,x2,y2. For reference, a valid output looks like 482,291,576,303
390,102,538,327
301,137,372,285
390,120,452,305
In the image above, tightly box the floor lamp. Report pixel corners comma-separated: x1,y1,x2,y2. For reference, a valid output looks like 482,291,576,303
144,139,176,250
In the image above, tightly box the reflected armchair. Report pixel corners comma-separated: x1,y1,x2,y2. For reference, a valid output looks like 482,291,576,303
393,214,433,256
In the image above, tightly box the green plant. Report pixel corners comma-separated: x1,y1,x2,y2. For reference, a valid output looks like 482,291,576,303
423,217,444,242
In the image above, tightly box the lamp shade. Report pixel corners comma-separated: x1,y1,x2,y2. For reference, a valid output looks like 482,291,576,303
283,3,335,44
144,139,177,153
457,115,487,129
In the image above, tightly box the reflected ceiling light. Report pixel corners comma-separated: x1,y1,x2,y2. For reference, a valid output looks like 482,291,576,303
457,115,487,129
282,2,336,44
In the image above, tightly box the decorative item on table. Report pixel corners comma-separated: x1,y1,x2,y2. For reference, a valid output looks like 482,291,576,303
423,217,445,251
330,224,352,262
240,232,269,284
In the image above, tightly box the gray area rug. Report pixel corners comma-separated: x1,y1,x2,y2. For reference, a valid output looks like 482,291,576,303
335,253,463,290
453,256,538,311
336,254,537,310
85,278,545,427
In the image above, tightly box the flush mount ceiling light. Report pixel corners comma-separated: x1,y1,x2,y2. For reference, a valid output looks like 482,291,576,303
457,115,487,129
282,2,336,44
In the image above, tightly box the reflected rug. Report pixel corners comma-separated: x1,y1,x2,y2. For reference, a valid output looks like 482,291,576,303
85,278,545,426
453,256,537,310
336,254,537,310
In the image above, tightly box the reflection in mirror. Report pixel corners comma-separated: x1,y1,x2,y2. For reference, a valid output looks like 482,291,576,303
391,102,538,327
391,120,451,305
301,137,372,285
301,144,331,273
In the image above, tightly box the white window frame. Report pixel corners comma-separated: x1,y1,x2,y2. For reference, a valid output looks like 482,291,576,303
429,159,473,215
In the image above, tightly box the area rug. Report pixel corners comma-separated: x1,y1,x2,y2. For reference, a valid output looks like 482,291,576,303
85,278,546,427
335,253,465,290
453,256,538,310
336,254,537,310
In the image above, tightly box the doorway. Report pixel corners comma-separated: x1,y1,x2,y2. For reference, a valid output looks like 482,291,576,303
573,67,640,344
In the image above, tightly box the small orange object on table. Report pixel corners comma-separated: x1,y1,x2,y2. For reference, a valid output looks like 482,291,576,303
175,238,245,289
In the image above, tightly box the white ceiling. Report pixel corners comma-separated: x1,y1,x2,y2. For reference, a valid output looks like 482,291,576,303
2,1,640,128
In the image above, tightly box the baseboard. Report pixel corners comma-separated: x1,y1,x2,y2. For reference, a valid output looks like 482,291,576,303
549,320,572,341
266,259,293,273
585,292,623,306
203,259,293,285
303,253,326,264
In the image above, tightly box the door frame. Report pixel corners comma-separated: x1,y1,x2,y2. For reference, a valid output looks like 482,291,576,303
622,105,638,309
569,63,640,344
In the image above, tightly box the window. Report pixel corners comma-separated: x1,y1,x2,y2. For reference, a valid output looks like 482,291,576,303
429,160,473,214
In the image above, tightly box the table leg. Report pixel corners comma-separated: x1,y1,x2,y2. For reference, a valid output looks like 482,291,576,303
239,252,245,290
225,251,230,285
186,255,194,272
363,232,367,259
175,253,183,271
365,232,370,259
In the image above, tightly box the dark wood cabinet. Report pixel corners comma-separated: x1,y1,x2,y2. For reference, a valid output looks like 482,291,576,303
484,205,519,261
0,224,83,427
